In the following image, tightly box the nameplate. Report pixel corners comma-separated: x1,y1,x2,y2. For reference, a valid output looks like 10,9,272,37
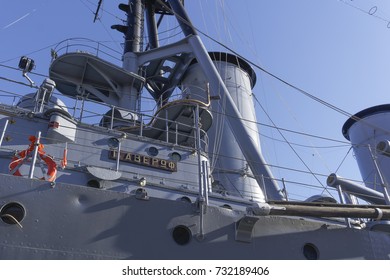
109,149,177,172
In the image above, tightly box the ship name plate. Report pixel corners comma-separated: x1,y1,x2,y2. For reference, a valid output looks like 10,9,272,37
109,150,177,172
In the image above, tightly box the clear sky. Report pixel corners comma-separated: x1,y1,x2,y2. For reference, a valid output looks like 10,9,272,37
1,0,390,201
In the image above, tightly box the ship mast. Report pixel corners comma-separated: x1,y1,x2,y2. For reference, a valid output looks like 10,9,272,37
109,0,284,201
111,0,145,111
166,0,284,200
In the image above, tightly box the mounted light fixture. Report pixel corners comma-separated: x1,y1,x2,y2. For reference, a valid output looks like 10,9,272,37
18,56,35,73
138,177,146,187
18,56,35,86
377,140,390,157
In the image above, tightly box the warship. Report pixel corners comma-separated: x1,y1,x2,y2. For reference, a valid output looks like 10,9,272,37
1,0,390,260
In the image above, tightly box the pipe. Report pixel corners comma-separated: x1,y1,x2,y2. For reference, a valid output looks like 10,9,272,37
327,173,385,205
268,202,390,219
28,131,41,179
124,0,144,53
0,119,9,147
145,2,159,49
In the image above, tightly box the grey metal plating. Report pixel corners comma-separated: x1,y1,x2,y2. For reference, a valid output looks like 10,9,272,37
0,0,390,260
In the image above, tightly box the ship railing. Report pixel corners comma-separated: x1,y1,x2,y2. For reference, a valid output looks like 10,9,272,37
33,89,210,151
0,99,212,205
0,102,380,218
154,85,211,110
0,128,204,194
12,89,347,206
51,38,122,63
0,89,29,106
49,83,211,147
0,93,209,154
0,73,210,149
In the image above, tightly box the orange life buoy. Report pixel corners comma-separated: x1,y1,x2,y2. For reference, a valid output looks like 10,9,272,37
9,136,57,182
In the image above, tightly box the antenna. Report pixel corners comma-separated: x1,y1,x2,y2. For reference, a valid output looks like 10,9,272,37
93,0,103,22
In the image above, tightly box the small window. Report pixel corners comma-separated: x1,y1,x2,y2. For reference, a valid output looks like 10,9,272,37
1,202,26,225
170,152,182,162
221,204,232,210
148,146,159,157
87,179,102,189
180,196,191,203
303,243,319,260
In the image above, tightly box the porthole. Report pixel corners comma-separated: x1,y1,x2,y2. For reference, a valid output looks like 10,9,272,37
135,188,149,200
0,202,26,225
172,225,191,245
221,204,232,210
170,152,182,162
180,196,191,203
148,146,159,157
303,243,319,260
87,179,102,189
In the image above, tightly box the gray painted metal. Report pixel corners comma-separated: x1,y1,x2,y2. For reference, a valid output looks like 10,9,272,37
1,174,390,259
327,173,385,205
181,55,265,201
1,0,390,261
49,52,145,110
185,35,283,200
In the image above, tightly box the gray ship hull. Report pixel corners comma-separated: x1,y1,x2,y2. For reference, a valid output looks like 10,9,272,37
1,174,389,260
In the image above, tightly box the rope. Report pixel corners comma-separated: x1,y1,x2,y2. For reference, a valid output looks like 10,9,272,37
1,214,23,229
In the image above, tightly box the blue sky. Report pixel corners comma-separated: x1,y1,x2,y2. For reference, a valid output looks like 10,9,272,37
2,0,390,201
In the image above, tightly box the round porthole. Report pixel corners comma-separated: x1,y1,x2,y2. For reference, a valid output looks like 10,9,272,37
170,152,181,162
87,179,103,189
108,137,120,148
1,202,26,225
172,225,191,245
221,204,232,210
148,146,159,156
303,243,319,260
180,196,191,203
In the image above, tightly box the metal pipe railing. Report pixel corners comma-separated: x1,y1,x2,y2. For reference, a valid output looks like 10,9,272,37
28,131,41,179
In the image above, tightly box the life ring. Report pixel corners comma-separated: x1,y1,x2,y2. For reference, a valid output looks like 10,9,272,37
9,135,57,182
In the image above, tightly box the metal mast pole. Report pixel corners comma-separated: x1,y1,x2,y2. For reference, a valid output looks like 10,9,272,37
166,0,283,200
124,0,144,54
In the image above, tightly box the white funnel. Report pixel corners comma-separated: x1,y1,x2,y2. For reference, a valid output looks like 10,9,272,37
342,104,390,191
181,52,266,201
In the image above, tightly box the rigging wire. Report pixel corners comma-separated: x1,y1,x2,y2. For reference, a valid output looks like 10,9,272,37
0,75,371,200
78,0,123,51
335,146,353,173
82,0,124,22
157,1,379,129
258,129,349,149
0,43,58,64
2,1,382,200
0,63,352,147
254,93,328,190
156,2,390,188
155,1,359,125
0,70,343,178
199,28,354,118
338,0,390,28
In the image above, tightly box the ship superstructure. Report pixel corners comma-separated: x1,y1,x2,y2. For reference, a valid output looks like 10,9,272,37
0,0,390,259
